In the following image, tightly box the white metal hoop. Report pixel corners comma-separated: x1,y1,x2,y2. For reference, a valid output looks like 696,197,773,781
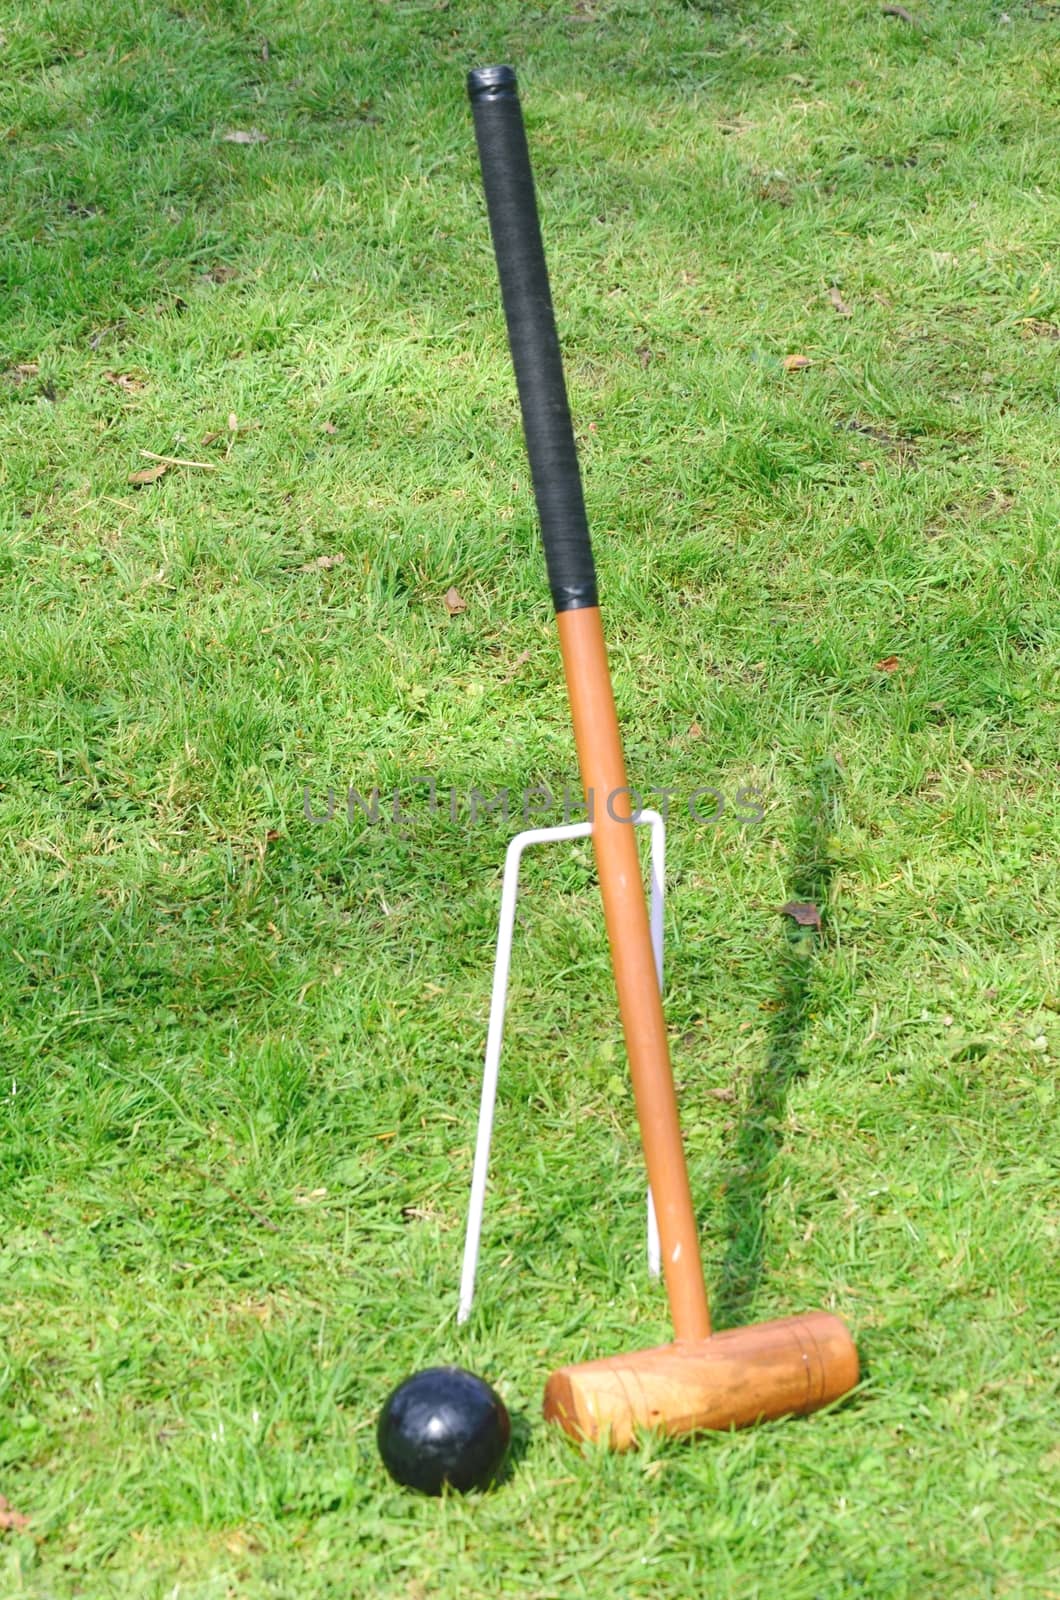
457,810,666,1324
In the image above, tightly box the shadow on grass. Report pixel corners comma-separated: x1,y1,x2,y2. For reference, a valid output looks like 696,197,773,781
713,758,840,1330
490,1405,533,1490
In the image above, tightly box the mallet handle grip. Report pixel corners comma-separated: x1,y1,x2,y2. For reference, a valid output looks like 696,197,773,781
468,65,712,1343
467,64,597,615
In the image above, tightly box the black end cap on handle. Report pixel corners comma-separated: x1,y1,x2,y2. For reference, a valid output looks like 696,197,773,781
467,64,517,102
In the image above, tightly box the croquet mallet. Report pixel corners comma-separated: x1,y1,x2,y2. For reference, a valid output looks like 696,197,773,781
467,65,859,1448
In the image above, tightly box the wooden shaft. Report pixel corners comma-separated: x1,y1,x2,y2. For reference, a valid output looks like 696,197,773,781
556,606,711,1343
544,1311,860,1449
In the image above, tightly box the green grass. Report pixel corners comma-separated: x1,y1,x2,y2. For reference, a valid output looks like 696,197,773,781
2,0,1059,1593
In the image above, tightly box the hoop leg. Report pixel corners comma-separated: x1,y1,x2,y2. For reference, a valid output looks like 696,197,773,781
646,808,665,1281
457,832,531,1324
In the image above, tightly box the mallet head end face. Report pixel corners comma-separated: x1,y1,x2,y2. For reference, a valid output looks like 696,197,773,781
543,1311,859,1450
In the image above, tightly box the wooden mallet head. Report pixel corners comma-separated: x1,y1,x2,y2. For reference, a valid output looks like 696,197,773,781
544,1312,859,1449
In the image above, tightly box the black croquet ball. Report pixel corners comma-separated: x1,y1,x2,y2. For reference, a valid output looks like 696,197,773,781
377,1366,511,1495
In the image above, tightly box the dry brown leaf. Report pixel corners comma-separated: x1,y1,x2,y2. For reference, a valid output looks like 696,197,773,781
128,462,168,486
688,721,703,739
444,586,467,615
89,321,125,350
707,1086,737,1102
502,648,531,682
779,900,822,929
222,129,268,145
11,362,40,380
201,430,223,446
882,3,921,23
828,286,852,317
783,354,813,371
104,370,144,391
0,1496,30,1533
875,655,901,672
299,553,345,572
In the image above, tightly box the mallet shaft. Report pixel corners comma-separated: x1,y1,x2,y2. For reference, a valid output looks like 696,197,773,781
555,609,711,1342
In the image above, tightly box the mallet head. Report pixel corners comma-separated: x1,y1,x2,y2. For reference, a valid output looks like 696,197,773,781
543,1310,858,1449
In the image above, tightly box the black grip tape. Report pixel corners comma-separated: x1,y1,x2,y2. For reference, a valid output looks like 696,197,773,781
468,65,598,612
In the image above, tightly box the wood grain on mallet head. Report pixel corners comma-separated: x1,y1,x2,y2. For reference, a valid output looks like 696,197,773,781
543,1311,858,1449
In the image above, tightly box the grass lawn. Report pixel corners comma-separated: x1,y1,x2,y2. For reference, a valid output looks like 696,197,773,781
2,0,1059,1593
